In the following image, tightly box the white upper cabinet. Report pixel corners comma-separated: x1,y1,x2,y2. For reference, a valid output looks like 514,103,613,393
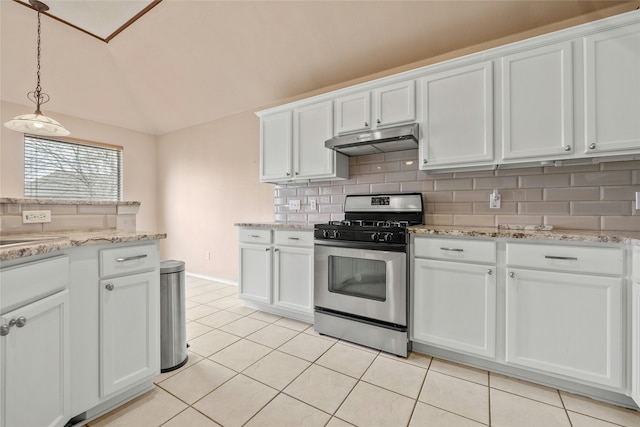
294,101,338,180
500,41,574,161
584,22,640,156
260,110,293,182
419,61,494,169
334,91,372,134
373,80,416,128
259,102,347,183
335,80,416,135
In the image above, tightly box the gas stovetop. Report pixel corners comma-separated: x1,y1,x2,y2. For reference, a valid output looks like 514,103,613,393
314,193,424,244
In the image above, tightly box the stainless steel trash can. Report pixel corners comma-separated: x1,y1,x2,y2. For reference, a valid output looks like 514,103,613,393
160,260,188,372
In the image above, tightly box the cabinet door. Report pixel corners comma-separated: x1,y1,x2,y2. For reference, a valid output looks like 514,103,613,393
239,243,272,304
584,23,640,155
420,61,494,168
373,80,416,127
501,41,574,161
633,282,640,407
413,259,496,358
260,110,292,182
506,268,623,388
334,91,371,134
1,290,70,427
294,101,335,179
274,246,313,315
100,271,159,398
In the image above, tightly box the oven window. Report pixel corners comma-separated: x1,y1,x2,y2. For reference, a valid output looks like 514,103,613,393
328,256,386,302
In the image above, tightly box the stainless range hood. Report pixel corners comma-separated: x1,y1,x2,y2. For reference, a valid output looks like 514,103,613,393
325,123,419,156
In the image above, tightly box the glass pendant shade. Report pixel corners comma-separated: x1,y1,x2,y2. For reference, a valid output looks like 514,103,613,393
4,111,70,136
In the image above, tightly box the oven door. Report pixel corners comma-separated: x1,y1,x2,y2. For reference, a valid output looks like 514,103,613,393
314,240,407,326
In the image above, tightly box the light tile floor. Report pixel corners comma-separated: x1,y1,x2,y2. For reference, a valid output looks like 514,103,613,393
88,276,640,427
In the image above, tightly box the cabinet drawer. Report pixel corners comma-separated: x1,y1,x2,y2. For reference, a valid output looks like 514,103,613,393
1,255,69,314
414,237,496,264
274,230,313,247
239,228,271,244
506,243,623,276
100,244,158,278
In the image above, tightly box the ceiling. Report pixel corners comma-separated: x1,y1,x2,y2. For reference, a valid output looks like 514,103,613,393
1,0,638,136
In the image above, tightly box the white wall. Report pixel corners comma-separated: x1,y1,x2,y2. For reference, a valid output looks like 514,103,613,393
156,110,274,283
0,101,159,231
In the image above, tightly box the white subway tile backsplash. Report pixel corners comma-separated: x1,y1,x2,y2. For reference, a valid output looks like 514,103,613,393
271,154,640,231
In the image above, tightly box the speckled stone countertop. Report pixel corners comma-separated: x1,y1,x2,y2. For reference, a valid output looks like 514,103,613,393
235,222,315,230
409,225,640,245
0,230,167,262
0,198,141,206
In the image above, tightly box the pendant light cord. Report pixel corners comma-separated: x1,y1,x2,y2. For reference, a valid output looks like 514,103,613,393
28,10,50,115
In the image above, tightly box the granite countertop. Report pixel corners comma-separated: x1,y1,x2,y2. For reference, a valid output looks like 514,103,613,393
409,225,640,244
0,198,140,206
235,222,315,230
0,230,167,262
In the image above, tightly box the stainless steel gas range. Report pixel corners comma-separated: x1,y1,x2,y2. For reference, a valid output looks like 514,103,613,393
313,193,424,357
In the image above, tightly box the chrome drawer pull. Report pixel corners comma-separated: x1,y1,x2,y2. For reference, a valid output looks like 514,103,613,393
440,247,464,252
287,237,300,240
545,255,578,261
116,254,148,262
249,235,261,238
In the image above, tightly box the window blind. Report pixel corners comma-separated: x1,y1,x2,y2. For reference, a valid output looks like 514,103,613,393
24,135,123,201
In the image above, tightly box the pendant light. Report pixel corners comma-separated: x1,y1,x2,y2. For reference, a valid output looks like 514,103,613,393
4,0,69,136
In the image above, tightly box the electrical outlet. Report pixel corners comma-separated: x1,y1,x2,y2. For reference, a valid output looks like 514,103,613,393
489,192,501,209
310,199,317,210
289,200,300,211
23,210,51,223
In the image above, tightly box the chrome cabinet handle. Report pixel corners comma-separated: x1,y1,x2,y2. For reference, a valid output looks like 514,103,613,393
249,235,260,238
509,272,515,278
116,254,147,262
364,122,369,127
287,237,300,240
12,317,27,328
376,119,381,124
0,316,28,336
286,172,291,176
487,269,493,275
545,255,578,261
105,283,115,291
265,248,270,252
563,145,572,152
423,159,427,164
274,248,280,252
589,143,596,150
440,247,464,252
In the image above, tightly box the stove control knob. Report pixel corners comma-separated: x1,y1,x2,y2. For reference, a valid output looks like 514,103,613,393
332,230,341,239
383,233,393,242
322,230,330,238
371,232,380,241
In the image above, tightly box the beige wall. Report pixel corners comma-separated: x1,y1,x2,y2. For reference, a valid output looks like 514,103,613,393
156,111,273,283
0,101,159,231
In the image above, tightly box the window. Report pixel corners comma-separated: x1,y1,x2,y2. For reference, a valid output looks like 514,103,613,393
24,135,123,201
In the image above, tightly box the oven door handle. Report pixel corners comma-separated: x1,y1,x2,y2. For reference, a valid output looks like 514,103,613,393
314,239,406,252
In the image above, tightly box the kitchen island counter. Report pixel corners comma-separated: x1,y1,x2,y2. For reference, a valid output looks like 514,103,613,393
0,230,167,262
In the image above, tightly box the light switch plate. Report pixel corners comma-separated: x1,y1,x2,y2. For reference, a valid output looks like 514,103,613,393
23,210,51,223
289,200,300,211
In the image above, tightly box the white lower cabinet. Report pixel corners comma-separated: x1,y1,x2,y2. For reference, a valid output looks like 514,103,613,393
100,271,159,398
632,282,640,406
506,267,623,388
239,228,313,321
412,237,497,358
413,258,496,358
0,289,70,427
